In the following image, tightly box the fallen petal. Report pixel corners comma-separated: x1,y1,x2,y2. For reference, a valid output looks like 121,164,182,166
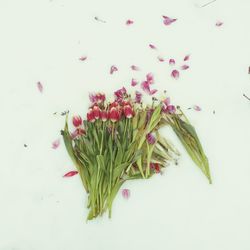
126,19,134,25
169,59,175,66
163,16,177,25
183,55,190,61
52,139,60,149
131,78,138,86
157,56,164,62
141,81,150,94
216,21,223,27
181,65,189,70
193,105,202,111
149,44,157,49
37,81,43,93
131,65,140,71
79,56,87,61
149,89,158,95
110,65,118,74
163,97,171,106
146,73,154,84
63,171,78,177
171,69,180,79
122,188,130,199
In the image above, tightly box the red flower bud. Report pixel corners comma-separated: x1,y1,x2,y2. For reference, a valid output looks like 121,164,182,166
87,108,95,122
123,105,134,118
93,105,101,119
100,110,108,122
109,107,120,122
72,115,82,127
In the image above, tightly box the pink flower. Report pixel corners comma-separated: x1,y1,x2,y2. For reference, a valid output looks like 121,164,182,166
171,69,179,79
146,133,156,144
72,115,82,127
63,171,78,177
169,59,175,66
126,19,134,25
141,81,150,93
131,65,140,71
135,91,142,103
123,105,134,118
184,55,190,61
157,56,164,62
166,105,176,113
37,81,43,93
87,108,95,122
114,87,127,102
131,78,138,87
100,110,108,121
110,65,118,74
109,107,120,122
93,105,101,119
181,65,189,70
71,128,86,139
52,139,60,149
122,189,130,199
162,15,177,26
149,44,157,49
216,21,223,27
89,93,106,103
162,97,176,114
193,105,201,111
79,56,87,61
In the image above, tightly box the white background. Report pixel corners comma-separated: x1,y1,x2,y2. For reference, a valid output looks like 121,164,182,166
1,0,250,249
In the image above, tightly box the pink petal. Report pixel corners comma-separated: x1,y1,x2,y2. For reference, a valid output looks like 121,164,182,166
149,89,158,95
181,65,189,70
63,171,78,177
146,73,154,84
157,56,164,62
171,69,180,79
141,81,150,93
216,21,223,27
126,19,134,25
131,65,140,71
52,139,60,149
163,16,177,26
131,78,138,86
79,56,87,61
37,81,43,93
193,105,202,111
149,44,157,49
169,59,175,66
184,55,190,61
122,188,130,199
135,91,142,103
163,97,171,106
110,65,118,74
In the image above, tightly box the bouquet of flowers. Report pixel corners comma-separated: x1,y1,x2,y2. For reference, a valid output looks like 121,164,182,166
61,87,211,220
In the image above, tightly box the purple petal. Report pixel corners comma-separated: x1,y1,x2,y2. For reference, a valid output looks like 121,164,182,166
146,73,154,84
171,69,179,79
110,65,118,74
149,89,158,95
52,139,60,149
149,44,157,49
167,105,176,113
181,65,189,70
216,21,223,27
184,55,190,61
135,91,142,103
169,59,175,66
193,105,202,111
122,188,130,199
146,133,156,144
141,81,150,94
131,78,138,86
163,16,177,26
79,56,87,61
157,56,164,62
63,171,78,177
131,65,140,71
163,97,170,106
37,81,43,93
126,19,134,25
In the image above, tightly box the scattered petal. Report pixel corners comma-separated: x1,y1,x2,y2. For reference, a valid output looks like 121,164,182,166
131,78,138,87
37,81,43,93
163,97,171,106
63,171,78,177
162,16,177,26
193,105,202,111
149,44,157,50
122,189,130,199
216,21,223,27
52,139,60,149
126,19,134,25
135,91,142,103
181,65,189,70
131,65,140,71
183,55,190,61
79,56,87,61
110,65,118,74
157,56,165,62
171,69,179,79
146,73,154,84
149,89,158,95
169,59,175,66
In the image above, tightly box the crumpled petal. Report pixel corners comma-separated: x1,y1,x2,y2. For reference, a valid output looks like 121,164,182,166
181,65,189,70
171,69,179,79
216,21,223,27
183,55,190,61
79,56,87,61
37,81,43,93
149,44,157,49
131,78,138,86
110,65,118,74
131,65,140,71
122,188,130,199
135,91,142,103
52,139,60,149
63,171,78,177
146,73,154,84
126,19,134,25
163,15,177,25
169,59,175,66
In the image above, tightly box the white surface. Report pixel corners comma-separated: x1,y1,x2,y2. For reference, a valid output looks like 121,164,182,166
1,0,250,249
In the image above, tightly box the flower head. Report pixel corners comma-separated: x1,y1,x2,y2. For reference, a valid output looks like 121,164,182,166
87,108,95,122
72,115,82,127
146,133,156,144
109,107,120,122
